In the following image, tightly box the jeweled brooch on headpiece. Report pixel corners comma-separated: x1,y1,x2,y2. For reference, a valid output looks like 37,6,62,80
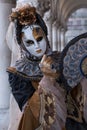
10,4,36,25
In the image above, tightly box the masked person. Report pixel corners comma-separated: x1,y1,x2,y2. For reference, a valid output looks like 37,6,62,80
7,3,52,130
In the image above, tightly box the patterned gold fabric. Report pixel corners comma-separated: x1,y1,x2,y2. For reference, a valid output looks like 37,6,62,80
66,84,84,123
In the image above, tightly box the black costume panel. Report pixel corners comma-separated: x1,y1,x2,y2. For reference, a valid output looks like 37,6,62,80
66,118,87,130
8,72,35,111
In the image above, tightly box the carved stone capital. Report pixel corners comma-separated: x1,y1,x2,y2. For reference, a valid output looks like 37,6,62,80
37,0,50,17
43,10,51,22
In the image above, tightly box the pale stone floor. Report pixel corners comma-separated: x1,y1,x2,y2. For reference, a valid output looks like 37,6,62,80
0,108,9,130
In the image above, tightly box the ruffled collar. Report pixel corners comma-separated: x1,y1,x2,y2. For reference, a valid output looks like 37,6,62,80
14,56,43,80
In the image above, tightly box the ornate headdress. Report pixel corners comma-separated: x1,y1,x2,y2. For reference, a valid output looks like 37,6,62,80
9,1,48,36
10,4,36,26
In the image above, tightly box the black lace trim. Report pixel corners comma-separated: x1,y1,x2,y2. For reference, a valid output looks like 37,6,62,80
8,72,35,111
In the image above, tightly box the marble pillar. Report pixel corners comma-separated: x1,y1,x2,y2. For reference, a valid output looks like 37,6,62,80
44,10,52,48
52,21,58,51
61,28,65,51
0,0,15,109
57,26,61,51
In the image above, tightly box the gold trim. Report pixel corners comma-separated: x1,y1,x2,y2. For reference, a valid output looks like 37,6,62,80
67,92,83,123
7,67,41,80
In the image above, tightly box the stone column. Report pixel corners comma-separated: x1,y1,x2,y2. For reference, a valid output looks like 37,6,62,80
63,29,66,47
44,10,52,48
52,21,58,51
0,0,15,109
57,26,61,51
61,27,67,51
61,28,65,51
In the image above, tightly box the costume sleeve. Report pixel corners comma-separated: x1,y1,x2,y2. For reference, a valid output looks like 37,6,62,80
8,72,35,111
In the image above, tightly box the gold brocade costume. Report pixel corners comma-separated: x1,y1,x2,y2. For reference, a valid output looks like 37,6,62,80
18,82,41,130
66,84,84,123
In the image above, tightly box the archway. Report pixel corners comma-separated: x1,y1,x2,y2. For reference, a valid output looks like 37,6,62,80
65,8,87,44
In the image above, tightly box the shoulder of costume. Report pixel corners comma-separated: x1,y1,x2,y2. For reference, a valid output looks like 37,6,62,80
7,67,32,80
7,67,17,74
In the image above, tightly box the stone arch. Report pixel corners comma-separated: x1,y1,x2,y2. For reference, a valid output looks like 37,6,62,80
65,4,87,22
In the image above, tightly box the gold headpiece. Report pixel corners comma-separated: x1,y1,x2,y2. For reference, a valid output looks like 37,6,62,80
10,4,36,25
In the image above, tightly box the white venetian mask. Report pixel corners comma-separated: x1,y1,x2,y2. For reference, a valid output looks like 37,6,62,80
22,25,47,57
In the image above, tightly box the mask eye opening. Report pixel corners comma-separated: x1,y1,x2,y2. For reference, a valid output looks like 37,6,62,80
36,36,43,42
25,40,34,46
